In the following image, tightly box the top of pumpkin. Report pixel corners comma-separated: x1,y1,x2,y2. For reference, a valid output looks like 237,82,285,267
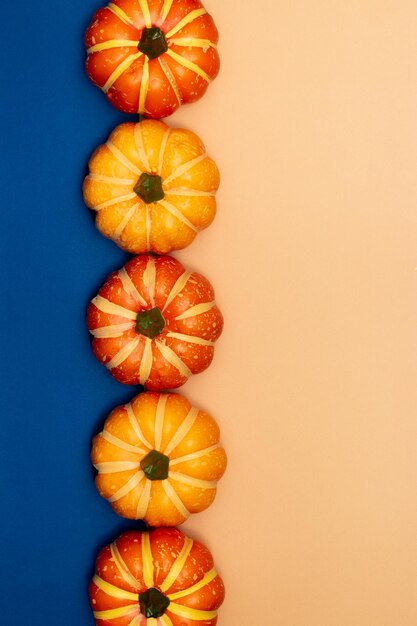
83,119,220,255
85,0,220,118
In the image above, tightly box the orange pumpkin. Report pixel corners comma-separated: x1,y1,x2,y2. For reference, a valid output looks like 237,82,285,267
92,391,227,526
89,527,225,625
87,254,223,389
84,0,220,118
83,120,219,254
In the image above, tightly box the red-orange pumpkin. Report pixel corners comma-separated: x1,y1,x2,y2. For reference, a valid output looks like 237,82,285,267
85,0,220,118
89,527,225,625
87,254,223,389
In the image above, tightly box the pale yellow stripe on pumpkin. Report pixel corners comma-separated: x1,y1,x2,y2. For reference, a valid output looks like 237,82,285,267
168,567,218,600
134,123,151,172
86,173,135,185
162,271,191,311
138,56,149,114
165,8,207,38
95,192,138,211
114,203,140,240
93,605,138,620
169,37,217,49
165,188,215,197
168,603,217,621
101,429,146,455
157,127,171,176
126,402,153,449
90,295,137,321
160,615,174,626
145,205,151,250
175,301,215,321
102,52,142,93
141,532,154,587
159,0,174,23
155,341,192,380
139,337,153,385
108,470,145,503
157,199,198,232
107,2,136,26
118,267,148,306
162,480,190,520
166,332,214,346
106,336,140,370
164,407,199,456
127,617,140,626
154,394,168,450
111,542,140,589
163,153,207,185
138,0,152,27
169,443,220,466
169,472,217,489
142,256,156,305
90,322,135,338
165,49,211,82
158,57,182,106
87,39,139,54
159,536,193,593
135,477,151,518
95,461,140,473
107,141,142,176
92,575,139,601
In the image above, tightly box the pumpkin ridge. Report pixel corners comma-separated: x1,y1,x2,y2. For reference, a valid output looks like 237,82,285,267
164,8,207,38
163,152,207,186
107,2,136,27
102,51,143,93
165,48,211,83
106,140,142,175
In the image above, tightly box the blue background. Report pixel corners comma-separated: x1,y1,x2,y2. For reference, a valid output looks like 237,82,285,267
0,2,147,622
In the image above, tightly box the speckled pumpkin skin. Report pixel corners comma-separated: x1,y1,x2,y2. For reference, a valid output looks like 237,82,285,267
85,0,220,117
92,391,227,525
83,120,219,254
89,527,225,626
86,254,223,389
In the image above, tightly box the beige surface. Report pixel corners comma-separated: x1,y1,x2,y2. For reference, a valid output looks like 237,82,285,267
170,1,417,624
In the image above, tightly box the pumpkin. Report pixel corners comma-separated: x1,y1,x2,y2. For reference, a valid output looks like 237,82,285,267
85,0,220,118
92,391,227,525
89,527,225,625
83,120,219,254
87,254,223,389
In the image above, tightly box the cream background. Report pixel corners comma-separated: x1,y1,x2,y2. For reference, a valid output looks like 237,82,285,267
170,1,417,624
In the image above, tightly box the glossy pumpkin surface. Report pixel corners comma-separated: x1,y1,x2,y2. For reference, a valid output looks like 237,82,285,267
85,0,220,117
87,254,223,389
89,527,225,625
92,391,227,525
83,120,219,254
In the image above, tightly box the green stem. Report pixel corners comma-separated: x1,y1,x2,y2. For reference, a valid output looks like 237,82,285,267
139,588,170,618
134,173,165,204
140,450,169,480
138,27,168,60
136,308,165,339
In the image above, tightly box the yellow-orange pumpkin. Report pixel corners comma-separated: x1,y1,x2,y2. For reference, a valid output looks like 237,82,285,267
92,391,227,526
83,119,219,254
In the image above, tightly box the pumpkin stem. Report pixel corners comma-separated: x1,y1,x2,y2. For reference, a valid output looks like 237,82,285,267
141,450,169,480
138,27,168,60
139,587,170,618
134,173,165,204
136,307,165,339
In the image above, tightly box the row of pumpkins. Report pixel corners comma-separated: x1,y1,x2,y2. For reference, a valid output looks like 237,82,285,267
82,1,226,624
